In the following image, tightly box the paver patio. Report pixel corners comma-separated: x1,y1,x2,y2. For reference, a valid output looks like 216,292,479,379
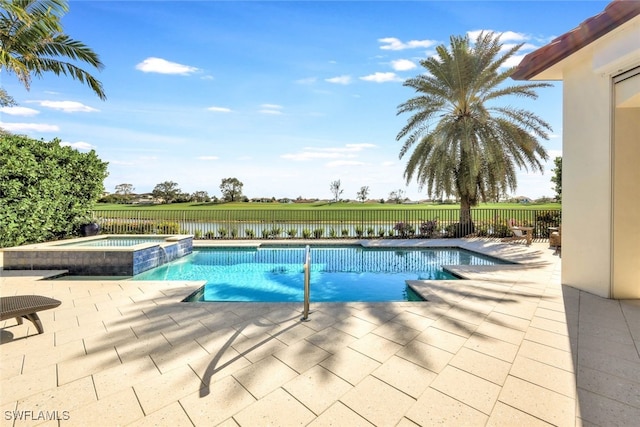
1,239,639,426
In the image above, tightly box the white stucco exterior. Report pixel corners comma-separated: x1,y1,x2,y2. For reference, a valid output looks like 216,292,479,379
525,14,639,299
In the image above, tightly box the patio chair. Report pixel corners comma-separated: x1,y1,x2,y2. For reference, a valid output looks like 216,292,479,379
0,295,61,335
550,225,561,254
503,225,533,246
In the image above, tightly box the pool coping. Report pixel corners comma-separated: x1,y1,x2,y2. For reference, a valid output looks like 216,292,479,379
1,234,193,252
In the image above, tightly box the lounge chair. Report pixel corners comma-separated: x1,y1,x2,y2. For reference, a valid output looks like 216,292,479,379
0,295,61,335
503,225,533,245
550,225,561,254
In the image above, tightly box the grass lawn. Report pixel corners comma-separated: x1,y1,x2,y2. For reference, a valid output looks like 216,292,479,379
91,201,561,227
93,201,561,211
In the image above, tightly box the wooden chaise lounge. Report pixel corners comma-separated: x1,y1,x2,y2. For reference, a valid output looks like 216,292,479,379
503,226,534,246
0,295,61,334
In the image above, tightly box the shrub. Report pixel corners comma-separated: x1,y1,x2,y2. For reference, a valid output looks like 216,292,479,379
217,228,228,238
302,228,311,239
230,228,238,238
313,228,324,238
491,223,512,237
367,227,375,237
205,231,216,239
1,135,108,247
329,228,337,238
378,228,386,238
156,221,180,234
287,228,297,238
194,229,203,239
393,222,415,238
100,220,148,234
262,229,270,238
474,222,490,237
419,219,438,238
245,229,255,238
355,226,364,238
341,228,349,237
270,227,282,238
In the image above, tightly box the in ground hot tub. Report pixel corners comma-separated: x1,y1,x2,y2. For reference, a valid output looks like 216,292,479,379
1,235,193,276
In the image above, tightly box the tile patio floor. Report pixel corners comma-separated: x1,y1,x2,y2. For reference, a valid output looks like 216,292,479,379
1,239,639,426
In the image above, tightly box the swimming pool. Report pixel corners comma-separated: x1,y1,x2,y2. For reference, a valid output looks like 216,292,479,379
133,245,510,302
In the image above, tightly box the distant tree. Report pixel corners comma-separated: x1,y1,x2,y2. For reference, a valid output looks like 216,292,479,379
0,0,106,100
356,186,369,203
114,183,134,203
551,156,562,202
330,180,343,202
220,177,243,202
191,191,210,203
152,181,181,204
535,196,554,203
174,192,191,203
0,135,108,247
388,189,405,204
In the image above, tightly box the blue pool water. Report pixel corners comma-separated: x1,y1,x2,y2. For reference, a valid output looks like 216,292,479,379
133,246,509,303
55,236,169,247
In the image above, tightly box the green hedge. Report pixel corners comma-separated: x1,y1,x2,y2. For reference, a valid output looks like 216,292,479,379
1,135,108,247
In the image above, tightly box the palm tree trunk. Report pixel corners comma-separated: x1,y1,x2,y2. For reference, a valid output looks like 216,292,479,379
458,198,475,237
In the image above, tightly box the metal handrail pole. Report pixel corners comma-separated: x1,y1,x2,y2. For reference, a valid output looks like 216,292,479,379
302,245,311,320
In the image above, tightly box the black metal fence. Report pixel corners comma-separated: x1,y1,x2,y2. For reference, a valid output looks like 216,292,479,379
91,208,561,240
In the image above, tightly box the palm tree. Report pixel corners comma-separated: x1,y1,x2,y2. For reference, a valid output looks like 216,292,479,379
396,32,551,236
0,0,105,99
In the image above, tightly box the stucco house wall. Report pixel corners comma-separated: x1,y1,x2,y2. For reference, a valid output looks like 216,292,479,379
562,60,615,297
513,1,640,299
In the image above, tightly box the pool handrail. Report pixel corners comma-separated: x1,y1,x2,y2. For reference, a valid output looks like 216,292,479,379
302,245,311,320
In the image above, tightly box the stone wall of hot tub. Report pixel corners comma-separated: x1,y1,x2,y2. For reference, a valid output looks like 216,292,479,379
2,237,193,276
3,250,134,275
132,238,193,275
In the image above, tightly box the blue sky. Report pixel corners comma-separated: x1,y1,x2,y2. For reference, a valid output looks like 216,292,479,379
1,1,608,201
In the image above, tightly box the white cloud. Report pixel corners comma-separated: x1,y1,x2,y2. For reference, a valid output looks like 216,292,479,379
359,72,403,83
281,151,346,161
0,106,39,116
0,122,59,132
197,156,219,160
378,37,436,51
496,30,529,43
281,143,375,161
135,57,199,75
60,141,95,151
325,75,352,85
207,106,232,113
326,160,365,168
468,30,529,44
36,100,99,113
313,143,376,153
259,104,284,115
259,109,283,115
390,59,417,71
